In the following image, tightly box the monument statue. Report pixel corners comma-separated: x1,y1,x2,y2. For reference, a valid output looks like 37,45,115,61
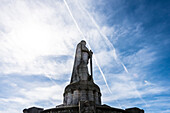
23,40,144,113
71,40,93,83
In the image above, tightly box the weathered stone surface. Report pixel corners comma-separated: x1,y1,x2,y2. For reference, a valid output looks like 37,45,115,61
41,104,130,113
41,106,79,113
63,80,101,106
79,101,96,113
96,105,127,113
71,40,93,83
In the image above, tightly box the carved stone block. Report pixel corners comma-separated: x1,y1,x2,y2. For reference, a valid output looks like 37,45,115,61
79,101,96,113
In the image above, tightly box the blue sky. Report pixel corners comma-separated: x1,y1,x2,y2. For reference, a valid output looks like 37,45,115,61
0,0,169,113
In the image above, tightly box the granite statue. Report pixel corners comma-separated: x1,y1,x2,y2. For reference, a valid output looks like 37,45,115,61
71,40,93,83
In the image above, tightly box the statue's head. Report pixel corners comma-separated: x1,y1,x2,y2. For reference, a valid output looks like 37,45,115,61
81,40,86,45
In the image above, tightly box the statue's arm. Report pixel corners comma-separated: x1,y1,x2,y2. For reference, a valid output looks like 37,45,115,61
82,49,93,58
81,49,88,52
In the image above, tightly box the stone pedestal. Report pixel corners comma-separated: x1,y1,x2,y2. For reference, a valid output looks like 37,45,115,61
63,80,101,106
79,101,96,113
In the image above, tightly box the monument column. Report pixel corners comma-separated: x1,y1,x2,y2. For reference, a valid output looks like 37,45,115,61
63,40,101,107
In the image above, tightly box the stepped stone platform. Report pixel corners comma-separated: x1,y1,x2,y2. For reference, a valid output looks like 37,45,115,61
23,40,144,113
24,105,144,113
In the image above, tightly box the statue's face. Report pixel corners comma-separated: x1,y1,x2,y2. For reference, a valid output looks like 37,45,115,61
81,41,86,46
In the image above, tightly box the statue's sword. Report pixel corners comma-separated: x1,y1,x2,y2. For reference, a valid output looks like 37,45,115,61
90,50,93,77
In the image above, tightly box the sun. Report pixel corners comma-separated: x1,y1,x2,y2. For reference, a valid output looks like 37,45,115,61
6,18,60,63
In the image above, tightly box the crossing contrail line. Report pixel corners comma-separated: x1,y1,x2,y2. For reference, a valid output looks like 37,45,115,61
130,82,148,106
93,55,122,108
63,0,86,40
76,0,129,74
76,0,147,106
121,62,129,73
63,0,112,96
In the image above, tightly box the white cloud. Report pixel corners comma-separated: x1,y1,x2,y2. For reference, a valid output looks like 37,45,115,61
0,0,168,113
121,47,156,68
0,79,67,113
0,0,116,78
93,47,166,109
20,84,64,103
0,0,81,77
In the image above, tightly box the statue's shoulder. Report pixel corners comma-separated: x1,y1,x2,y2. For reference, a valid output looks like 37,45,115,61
76,43,82,55
77,42,82,47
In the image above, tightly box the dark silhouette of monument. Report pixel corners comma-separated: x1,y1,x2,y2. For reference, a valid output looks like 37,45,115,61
23,40,144,113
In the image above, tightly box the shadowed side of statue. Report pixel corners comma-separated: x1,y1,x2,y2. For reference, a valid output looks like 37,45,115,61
71,40,93,83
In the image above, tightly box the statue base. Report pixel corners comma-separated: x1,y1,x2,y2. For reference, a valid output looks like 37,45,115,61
63,80,101,105
39,104,144,113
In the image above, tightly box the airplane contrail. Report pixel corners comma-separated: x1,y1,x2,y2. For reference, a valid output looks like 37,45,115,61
76,0,129,74
63,0,112,95
121,62,129,73
63,0,86,40
76,0,147,106
93,55,122,108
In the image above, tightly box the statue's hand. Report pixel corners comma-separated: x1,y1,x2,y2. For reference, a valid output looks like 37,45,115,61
90,50,93,54
90,50,93,57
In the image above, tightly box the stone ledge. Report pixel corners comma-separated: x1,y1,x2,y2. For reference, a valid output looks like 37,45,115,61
64,80,101,94
23,107,43,113
41,105,79,113
125,107,144,113
96,105,127,113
